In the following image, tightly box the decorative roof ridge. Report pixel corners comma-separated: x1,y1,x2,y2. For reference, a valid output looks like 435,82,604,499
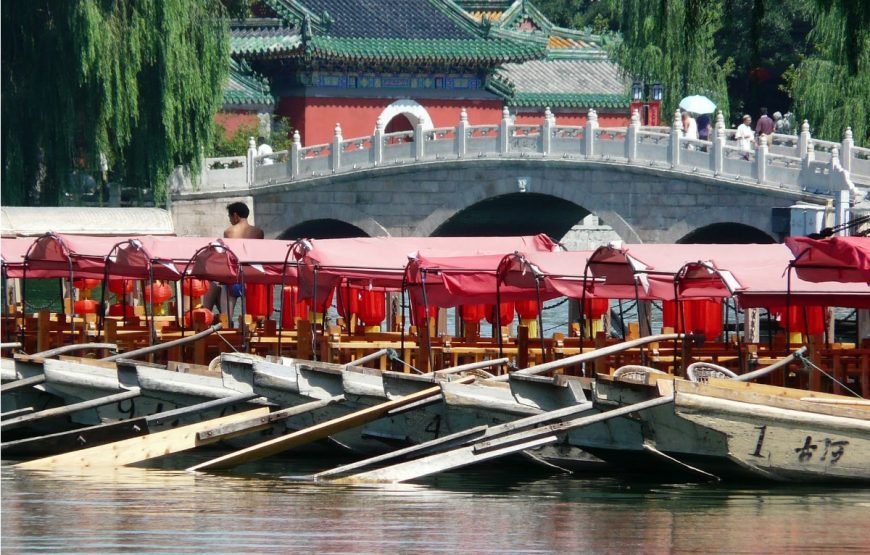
230,17,285,29
545,48,610,61
263,0,328,34
224,58,274,107
497,0,554,34
429,0,498,38
484,71,515,99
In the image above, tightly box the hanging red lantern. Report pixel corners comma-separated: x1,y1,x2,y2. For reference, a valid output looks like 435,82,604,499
74,299,98,314
773,306,826,335
412,301,437,327
73,278,101,291
460,304,486,322
337,286,360,319
108,279,134,295
583,298,609,319
689,299,723,340
184,307,214,328
358,290,386,326
108,303,136,317
281,285,314,329
245,283,274,318
181,278,209,298
143,282,173,304
515,299,539,320
485,302,515,325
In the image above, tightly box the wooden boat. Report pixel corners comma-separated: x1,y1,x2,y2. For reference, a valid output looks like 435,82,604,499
673,378,870,482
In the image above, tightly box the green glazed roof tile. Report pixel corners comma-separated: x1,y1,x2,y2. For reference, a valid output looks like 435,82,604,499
305,36,544,63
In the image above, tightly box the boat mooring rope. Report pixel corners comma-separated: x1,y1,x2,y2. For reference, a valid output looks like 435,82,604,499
795,351,864,398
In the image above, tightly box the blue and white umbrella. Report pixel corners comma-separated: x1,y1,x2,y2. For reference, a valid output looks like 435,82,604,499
678,95,716,115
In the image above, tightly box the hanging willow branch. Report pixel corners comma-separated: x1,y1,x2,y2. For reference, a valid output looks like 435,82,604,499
1,0,229,206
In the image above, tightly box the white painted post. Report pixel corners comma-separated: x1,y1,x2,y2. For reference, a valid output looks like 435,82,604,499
829,146,851,234
500,106,511,154
798,119,811,165
246,137,257,186
457,109,468,158
712,110,725,174
415,123,425,161
373,117,384,166
585,109,598,157
756,134,768,183
542,107,555,156
331,123,342,172
841,127,853,173
803,138,815,170
290,130,301,179
669,109,682,167
626,109,639,163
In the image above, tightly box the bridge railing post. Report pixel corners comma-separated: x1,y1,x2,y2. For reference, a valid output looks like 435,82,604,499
841,127,853,173
803,138,815,170
415,123,425,161
457,109,468,158
712,111,725,175
798,119,811,166
542,107,554,156
373,117,384,166
290,130,301,179
756,134,768,183
585,109,598,157
669,109,682,167
331,123,342,172
500,107,511,155
625,109,639,163
246,136,256,186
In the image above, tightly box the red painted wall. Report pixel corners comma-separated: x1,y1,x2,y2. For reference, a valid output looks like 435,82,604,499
215,112,259,137
275,97,632,145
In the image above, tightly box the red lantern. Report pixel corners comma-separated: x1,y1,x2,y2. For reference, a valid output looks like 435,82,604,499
108,303,135,317
583,298,609,319
143,282,173,304
181,278,209,297
773,306,826,335
412,302,437,327
515,299,539,320
281,285,313,329
460,304,486,322
74,299,98,314
689,300,723,340
108,279,134,295
184,307,214,328
358,290,386,326
73,278,101,291
245,283,274,318
337,287,360,319
486,302,515,325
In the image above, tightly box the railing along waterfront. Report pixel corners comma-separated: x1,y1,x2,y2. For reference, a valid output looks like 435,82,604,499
197,108,868,203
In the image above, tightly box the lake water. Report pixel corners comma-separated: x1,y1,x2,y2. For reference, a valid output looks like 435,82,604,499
3,453,870,554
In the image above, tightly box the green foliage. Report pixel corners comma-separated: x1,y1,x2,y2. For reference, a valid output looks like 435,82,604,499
785,5,870,145
2,1,230,206
605,0,732,119
206,115,292,157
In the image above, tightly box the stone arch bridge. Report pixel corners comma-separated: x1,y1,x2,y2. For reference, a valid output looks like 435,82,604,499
171,109,869,243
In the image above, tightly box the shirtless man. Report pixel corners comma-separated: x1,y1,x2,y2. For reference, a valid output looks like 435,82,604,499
224,201,264,239
202,202,264,322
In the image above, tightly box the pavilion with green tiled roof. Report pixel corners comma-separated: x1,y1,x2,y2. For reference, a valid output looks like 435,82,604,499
221,0,640,145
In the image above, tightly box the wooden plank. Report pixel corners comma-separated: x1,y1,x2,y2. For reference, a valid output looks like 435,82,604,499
195,395,344,442
187,376,476,472
15,407,271,470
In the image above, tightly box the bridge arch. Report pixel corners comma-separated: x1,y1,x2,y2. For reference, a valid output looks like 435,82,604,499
678,222,775,244
278,218,371,240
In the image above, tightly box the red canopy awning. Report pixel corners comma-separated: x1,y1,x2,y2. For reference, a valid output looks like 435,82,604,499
1,237,34,278
785,236,870,284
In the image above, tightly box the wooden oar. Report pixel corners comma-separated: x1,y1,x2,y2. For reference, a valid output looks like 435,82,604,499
15,407,271,470
0,388,142,431
187,376,476,472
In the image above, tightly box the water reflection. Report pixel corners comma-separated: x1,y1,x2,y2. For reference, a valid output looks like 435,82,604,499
3,458,870,554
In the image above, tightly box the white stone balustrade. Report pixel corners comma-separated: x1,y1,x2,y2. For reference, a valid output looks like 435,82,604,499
196,109,868,205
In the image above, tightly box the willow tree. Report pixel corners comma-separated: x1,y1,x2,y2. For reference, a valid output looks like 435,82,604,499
606,0,732,120
1,1,230,206
785,1,870,146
